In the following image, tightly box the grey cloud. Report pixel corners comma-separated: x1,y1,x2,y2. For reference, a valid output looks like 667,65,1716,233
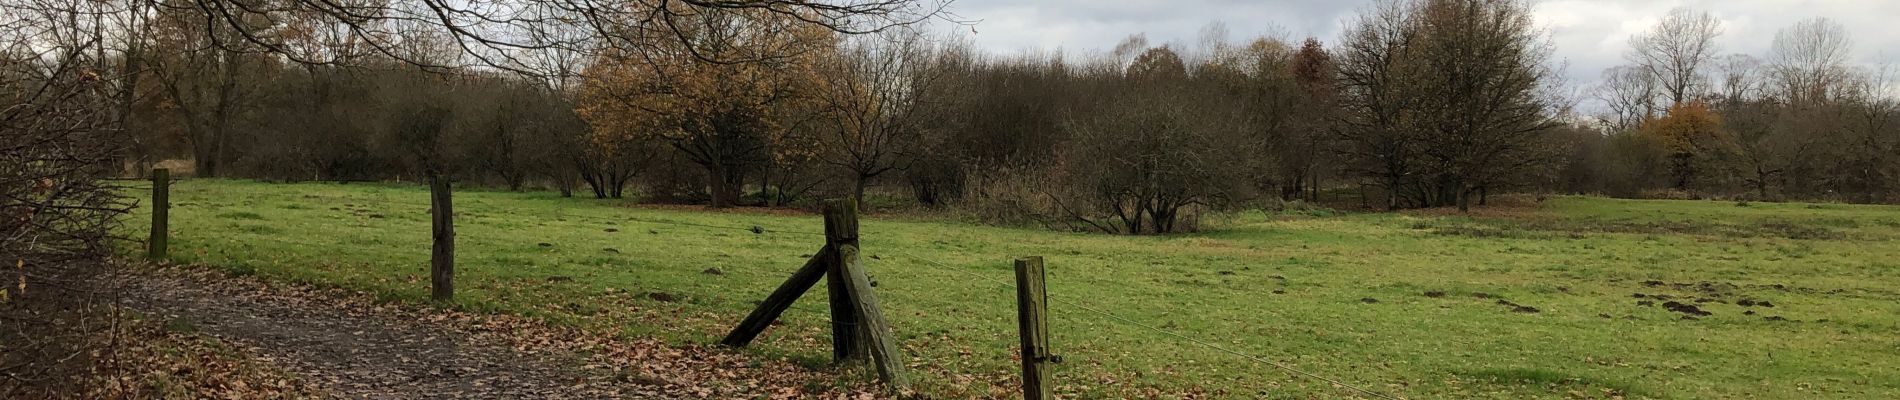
935,0,1900,111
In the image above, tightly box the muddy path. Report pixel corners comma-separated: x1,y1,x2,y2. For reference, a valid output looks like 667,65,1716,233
115,271,655,399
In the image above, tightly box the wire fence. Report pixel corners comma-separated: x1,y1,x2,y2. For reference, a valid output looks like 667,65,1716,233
569,212,1401,399
884,248,1401,400
139,178,1396,398
135,183,830,238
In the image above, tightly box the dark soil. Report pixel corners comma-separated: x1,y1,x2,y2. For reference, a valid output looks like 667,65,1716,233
1631,279,1814,321
646,292,682,302
1661,301,1712,317
1494,299,1541,313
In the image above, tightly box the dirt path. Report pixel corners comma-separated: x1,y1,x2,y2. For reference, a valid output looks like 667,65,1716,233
115,271,654,399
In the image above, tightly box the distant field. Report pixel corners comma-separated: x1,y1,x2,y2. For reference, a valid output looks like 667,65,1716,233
121,180,1900,399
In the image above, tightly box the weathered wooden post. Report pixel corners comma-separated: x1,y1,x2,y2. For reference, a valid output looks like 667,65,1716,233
838,245,909,388
1016,256,1053,400
721,198,910,390
823,199,869,362
428,174,454,301
147,168,169,261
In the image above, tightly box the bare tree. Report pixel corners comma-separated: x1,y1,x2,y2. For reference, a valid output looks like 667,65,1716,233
1284,37,1337,202
813,28,943,205
1199,36,1299,201
1768,18,1855,105
1,0,137,392
1338,0,1559,211
98,0,160,175
1594,65,1659,132
1628,7,1722,107
1712,54,1765,104
164,0,956,78
452,78,538,191
1335,0,1421,210
1833,65,1897,202
1722,98,1795,200
1408,0,1559,211
1055,46,1251,234
148,0,274,177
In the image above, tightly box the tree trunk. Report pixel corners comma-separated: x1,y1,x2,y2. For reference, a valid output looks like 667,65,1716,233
557,171,576,198
912,179,939,207
610,170,627,199
580,166,607,199
1385,176,1402,211
1672,155,1694,191
1150,203,1176,234
1284,173,1305,201
429,174,455,302
195,153,216,178
759,163,777,206
190,119,222,178
1456,187,1471,213
204,52,240,178
707,163,744,208
852,175,870,208
1309,171,1321,202
1754,166,1770,200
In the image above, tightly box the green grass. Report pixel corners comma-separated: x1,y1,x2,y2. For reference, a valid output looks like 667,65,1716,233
121,180,1900,399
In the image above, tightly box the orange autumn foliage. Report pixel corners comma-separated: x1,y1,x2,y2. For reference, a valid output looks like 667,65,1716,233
575,8,833,157
1641,101,1734,157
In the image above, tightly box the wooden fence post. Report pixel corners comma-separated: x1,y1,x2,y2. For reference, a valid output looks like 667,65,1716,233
147,168,169,261
719,198,909,390
429,174,455,301
823,199,868,363
838,245,909,389
1016,256,1053,400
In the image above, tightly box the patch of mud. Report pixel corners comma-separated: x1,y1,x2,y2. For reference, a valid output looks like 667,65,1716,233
1494,299,1540,313
1660,301,1712,317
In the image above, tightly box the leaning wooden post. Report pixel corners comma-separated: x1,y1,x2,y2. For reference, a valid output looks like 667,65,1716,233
147,168,169,261
720,246,834,347
428,174,455,301
838,245,909,389
822,199,869,363
1016,256,1053,400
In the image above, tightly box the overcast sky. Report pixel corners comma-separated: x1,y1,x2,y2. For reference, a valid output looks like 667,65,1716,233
935,0,1900,110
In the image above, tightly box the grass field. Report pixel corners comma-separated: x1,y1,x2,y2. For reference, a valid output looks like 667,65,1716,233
120,179,1900,399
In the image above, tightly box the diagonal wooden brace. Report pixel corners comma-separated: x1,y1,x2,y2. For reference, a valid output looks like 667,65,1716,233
720,246,834,348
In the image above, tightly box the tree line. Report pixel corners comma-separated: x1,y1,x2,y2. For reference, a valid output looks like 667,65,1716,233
101,0,1900,234
1586,10,1898,204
